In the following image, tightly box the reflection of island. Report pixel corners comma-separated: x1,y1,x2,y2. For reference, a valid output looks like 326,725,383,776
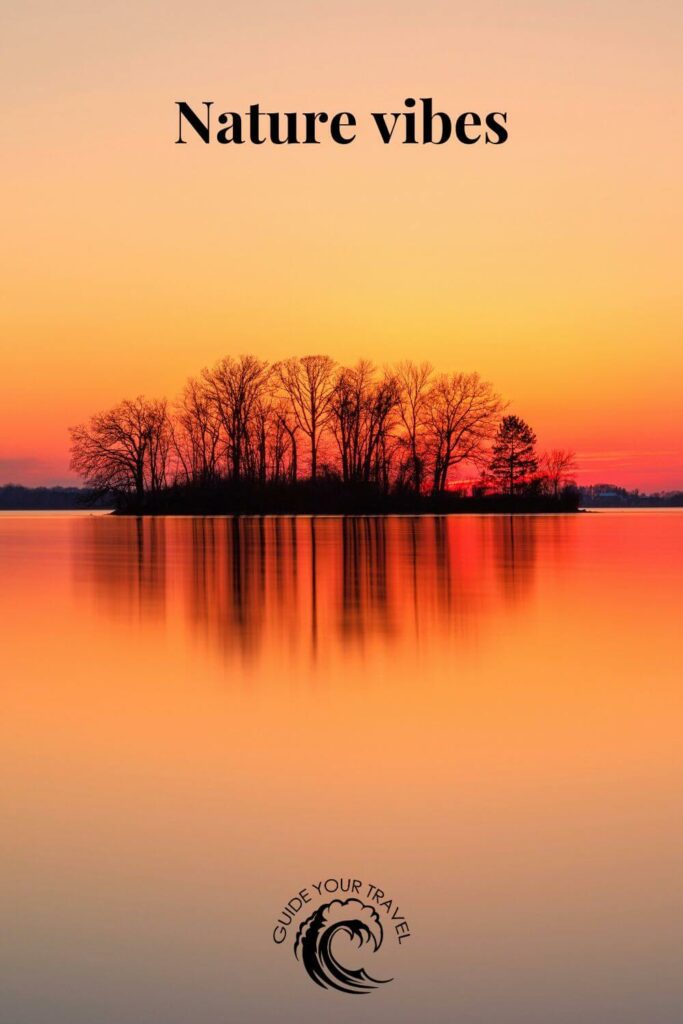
72,516,169,622
72,515,576,667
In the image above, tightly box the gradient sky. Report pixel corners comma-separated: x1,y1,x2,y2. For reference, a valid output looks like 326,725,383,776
2,0,682,488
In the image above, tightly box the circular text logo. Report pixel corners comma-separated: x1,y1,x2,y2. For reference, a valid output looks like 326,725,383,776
273,876,411,995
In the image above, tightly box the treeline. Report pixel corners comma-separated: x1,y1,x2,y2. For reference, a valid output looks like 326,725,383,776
0,484,110,511
580,484,683,508
69,354,578,512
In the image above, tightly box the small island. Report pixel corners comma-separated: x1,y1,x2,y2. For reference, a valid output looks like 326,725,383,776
67,353,580,516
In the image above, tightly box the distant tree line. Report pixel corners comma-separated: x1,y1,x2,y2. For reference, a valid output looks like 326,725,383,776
579,484,683,508
69,354,579,511
0,484,111,511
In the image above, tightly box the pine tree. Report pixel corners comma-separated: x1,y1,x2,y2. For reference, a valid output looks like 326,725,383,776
488,415,538,495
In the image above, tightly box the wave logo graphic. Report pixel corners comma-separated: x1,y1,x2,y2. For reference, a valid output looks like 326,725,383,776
293,898,392,994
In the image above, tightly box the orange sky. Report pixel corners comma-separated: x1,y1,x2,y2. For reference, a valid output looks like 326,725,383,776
1,1,682,488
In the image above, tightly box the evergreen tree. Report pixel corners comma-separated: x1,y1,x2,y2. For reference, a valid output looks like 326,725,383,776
488,415,538,495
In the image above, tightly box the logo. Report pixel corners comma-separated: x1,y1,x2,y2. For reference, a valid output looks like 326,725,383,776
273,877,411,995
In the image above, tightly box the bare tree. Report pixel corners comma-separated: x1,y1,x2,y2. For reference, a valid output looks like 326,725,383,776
328,363,400,487
542,448,577,497
263,399,293,482
70,396,170,502
271,399,299,482
427,372,503,494
395,361,433,491
364,371,401,487
172,376,221,485
248,394,278,484
147,399,172,495
202,355,271,481
330,360,375,483
275,355,337,478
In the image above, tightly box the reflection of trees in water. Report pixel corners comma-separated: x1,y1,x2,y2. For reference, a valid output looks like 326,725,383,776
490,516,538,604
186,517,269,660
75,515,573,666
72,516,168,621
340,518,392,644
487,514,576,604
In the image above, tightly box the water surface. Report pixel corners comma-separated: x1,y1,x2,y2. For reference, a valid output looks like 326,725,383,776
2,512,682,1023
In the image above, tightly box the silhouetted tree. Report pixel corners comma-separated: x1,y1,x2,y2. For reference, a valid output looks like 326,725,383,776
172,376,221,485
272,399,299,482
367,372,401,488
70,396,170,501
488,415,538,495
202,355,271,482
275,355,336,478
264,398,294,482
395,360,433,491
541,448,577,498
427,372,503,494
330,361,400,487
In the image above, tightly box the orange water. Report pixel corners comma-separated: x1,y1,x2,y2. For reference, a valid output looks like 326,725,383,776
1,512,682,1023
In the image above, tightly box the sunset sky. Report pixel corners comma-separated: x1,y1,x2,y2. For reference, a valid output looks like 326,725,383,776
2,1,682,488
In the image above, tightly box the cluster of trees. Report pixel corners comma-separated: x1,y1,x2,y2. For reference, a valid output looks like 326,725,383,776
481,416,576,499
69,354,577,506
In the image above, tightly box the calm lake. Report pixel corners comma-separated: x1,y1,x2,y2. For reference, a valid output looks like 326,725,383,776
2,511,682,1023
